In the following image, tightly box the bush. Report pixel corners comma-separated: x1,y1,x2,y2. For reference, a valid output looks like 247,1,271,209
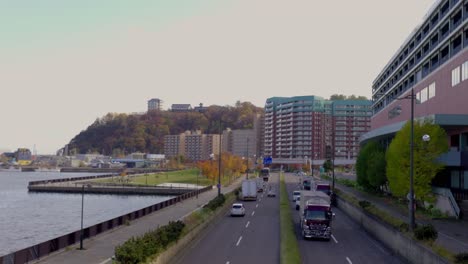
455,252,468,264
398,222,409,232
115,220,185,263
430,208,444,218
203,194,226,211
414,224,438,241
359,200,371,209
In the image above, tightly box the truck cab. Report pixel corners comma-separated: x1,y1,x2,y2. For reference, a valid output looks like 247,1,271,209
299,191,334,240
260,168,270,182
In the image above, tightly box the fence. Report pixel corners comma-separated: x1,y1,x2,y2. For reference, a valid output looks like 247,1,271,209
0,186,212,264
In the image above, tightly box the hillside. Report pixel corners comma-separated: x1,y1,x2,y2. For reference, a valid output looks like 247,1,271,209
67,101,263,155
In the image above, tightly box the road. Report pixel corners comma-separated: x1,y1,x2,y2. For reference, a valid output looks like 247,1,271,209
176,174,280,264
284,172,404,264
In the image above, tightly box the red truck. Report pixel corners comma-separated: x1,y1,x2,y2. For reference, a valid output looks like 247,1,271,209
299,190,334,240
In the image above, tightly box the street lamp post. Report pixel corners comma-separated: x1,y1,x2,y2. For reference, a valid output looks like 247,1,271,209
80,184,91,250
409,88,416,231
218,131,222,197
246,137,249,180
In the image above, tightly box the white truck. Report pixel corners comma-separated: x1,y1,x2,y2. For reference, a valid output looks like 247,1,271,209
241,179,257,201
299,190,334,240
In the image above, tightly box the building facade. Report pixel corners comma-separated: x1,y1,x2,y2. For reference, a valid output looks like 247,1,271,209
362,0,468,196
264,96,371,164
148,98,162,111
164,131,220,161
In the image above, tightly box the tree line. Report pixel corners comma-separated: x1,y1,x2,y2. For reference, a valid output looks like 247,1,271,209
67,101,263,155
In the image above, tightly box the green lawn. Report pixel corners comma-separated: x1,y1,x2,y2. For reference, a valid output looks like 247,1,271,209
98,168,239,187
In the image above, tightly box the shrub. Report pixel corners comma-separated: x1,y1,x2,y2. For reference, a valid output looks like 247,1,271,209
398,222,409,232
203,194,226,211
455,252,468,264
115,220,185,263
414,224,438,241
359,200,371,209
430,208,443,218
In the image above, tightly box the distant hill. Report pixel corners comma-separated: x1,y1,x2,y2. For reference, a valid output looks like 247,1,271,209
67,101,263,155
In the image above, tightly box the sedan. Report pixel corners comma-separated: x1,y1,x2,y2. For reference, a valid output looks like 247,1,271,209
230,203,246,217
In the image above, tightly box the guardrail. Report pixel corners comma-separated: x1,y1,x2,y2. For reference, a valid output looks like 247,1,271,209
0,186,212,264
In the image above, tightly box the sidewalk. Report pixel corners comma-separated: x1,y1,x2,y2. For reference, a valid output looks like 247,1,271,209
35,177,243,264
332,178,468,254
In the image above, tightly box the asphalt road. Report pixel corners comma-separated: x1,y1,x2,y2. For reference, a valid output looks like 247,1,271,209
284,172,405,264
176,174,280,264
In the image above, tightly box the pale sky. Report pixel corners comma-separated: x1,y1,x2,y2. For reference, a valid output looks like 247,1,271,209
1,0,436,154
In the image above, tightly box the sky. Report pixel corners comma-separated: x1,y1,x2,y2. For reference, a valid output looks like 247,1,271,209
0,0,437,154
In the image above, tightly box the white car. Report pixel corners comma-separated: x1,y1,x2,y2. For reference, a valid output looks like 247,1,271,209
295,196,300,210
231,203,246,217
292,190,301,202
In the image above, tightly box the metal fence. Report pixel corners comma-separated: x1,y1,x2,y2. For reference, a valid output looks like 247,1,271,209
0,185,212,264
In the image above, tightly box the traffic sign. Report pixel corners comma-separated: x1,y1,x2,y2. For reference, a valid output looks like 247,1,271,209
263,156,272,165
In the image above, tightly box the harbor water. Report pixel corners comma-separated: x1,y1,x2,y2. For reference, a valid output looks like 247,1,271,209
0,171,173,256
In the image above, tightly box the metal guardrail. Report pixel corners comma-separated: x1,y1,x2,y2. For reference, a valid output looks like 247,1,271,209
432,187,460,219
0,185,212,264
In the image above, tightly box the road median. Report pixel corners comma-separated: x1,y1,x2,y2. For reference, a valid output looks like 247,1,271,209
279,172,301,264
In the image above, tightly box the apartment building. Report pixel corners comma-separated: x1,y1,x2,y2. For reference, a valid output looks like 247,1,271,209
362,0,468,196
264,96,371,163
164,131,220,161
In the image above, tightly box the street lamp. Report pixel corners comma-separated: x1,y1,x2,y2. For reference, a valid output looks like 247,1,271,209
246,137,250,180
396,88,418,231
80,183,92,250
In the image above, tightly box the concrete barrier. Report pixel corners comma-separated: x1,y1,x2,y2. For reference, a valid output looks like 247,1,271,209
337,196,449,264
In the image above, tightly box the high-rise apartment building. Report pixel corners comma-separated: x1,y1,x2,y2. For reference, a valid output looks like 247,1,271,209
362,0,468,195
264,96,371,162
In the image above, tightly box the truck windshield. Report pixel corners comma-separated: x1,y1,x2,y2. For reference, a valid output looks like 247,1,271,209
305,210,329,221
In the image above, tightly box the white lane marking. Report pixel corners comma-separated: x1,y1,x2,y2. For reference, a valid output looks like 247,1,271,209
251,211,255,216
245,221,250,228
256,204,259,208
236,236,243,246
346,257,352,264
98,258,111,264
331,234,338,243
226,262,230,264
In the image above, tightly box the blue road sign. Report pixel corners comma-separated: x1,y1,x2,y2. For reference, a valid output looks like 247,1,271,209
263,157,272,165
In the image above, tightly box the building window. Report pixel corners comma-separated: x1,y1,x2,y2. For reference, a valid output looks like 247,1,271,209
462,61,468,82
452,66,461,86
428,82,436,99
420,87,428,103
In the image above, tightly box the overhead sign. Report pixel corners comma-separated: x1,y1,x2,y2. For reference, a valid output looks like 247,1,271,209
263,156,272,165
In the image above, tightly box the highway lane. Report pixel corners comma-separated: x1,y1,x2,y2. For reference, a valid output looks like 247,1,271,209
176,173,280,264
284,172,405,264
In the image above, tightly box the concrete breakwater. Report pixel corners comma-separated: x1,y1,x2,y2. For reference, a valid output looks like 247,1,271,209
28,182,198,195
28,174,200,195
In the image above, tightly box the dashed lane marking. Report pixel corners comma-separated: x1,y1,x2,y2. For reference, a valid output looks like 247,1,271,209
251,211,255,216
236,236,243,246
256,204,259,208
331,234,338,243
346,257,353,264
246,221,250,228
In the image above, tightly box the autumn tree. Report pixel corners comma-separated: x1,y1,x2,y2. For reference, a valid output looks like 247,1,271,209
386,120,448,202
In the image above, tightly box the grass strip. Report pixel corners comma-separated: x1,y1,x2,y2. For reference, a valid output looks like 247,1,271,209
279,172,301,264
